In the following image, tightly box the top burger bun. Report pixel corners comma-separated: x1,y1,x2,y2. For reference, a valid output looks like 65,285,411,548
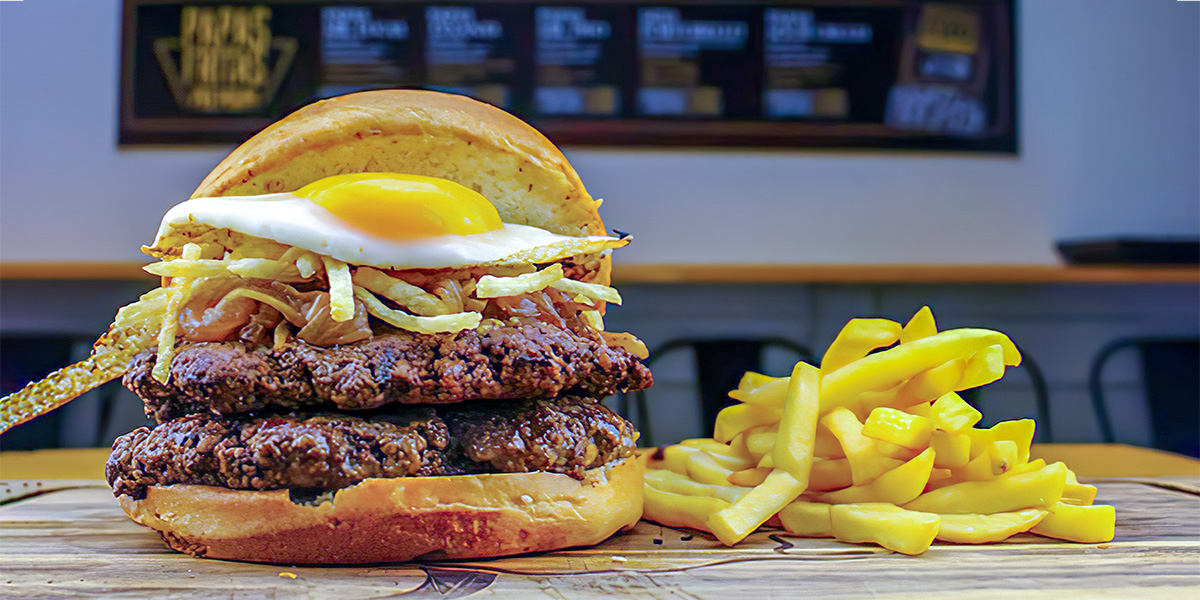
193,90,607,239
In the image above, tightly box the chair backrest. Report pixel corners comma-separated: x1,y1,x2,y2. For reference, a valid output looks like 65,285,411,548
1090,337,1200,457
622,337,814,447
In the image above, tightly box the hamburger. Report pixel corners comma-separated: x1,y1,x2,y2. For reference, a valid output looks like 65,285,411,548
0,90,652,563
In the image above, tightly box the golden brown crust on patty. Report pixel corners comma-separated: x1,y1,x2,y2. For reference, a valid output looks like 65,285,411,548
120,458,643,564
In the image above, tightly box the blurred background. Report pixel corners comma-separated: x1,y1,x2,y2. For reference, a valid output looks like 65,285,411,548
1,0,1197,455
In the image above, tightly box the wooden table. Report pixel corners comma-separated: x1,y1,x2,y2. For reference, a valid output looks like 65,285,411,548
2,445,1198,598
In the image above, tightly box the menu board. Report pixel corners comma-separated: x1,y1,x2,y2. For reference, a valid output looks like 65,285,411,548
120,1,1016,151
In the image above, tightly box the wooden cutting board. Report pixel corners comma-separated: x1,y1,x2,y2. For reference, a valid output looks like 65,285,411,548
1,477,1197,599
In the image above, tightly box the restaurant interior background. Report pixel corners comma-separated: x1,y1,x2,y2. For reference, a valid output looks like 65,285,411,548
0,0,1197,456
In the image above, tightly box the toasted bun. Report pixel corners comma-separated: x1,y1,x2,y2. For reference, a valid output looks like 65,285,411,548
119,458,643,564
193,90,606,238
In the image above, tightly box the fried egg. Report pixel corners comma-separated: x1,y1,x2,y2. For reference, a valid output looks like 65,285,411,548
152,173,625,269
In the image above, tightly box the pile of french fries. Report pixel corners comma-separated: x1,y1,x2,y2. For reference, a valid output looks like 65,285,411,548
643,307,1116,555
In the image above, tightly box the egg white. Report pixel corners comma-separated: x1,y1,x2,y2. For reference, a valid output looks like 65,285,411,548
153,193,619,270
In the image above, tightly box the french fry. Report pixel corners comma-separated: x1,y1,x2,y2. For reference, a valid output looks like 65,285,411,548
821,407,904,485
1061,483,1099,506
904,461,1067,514
935,509,1047,544
744,427,779,459
356,288,481,334
714,403,782,443
1030,502,1116,543
897,358,966,405
773,362,820,486
960,344,1008,389
899,306,937,343
907,402,932,418
550,277,622,305
815,425,847,459
809,458,854,491
862,408,935,450
820,318,903,373
779,500,834,538
729,373,789,408
321,256,355,322
678,438,755,470
644,468,750,504
686,450,738,486
352,266,447,316
873,441,921,462
645,468,750,504
706,470,806,546
930,392,983,433
829,503,940,556
817,449,934,505
643,485,732,532
727,467,772,487
930,430,971,468
656,445,692,475
820,328,1021,413
968,420,1035,464
475,263,564,298
152,243,202,384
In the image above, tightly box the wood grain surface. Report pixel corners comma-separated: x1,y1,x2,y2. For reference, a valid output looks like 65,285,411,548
1,477,1196,599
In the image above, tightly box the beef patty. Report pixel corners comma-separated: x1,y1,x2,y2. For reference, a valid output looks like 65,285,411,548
107,396,638,500
125,319,653,422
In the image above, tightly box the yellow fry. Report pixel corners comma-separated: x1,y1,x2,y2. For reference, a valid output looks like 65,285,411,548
904,461,1067,514
643,485,731,532
550,277,622,305
355,288,481,334
714,403,782,443
930,430,971,469
862,407,934,450
829,503,940,556
744,428,778,459
959,344,1007,389
809,458,853,491
352,266,447,316
727,467,772,487
644,468,750,504
779,500,834,538
321,256,355,322
475,263,564,298
820,328,1021,414
898,358,966,404
729,374,789,408
968,419,1035,464
686,450,737,486
820,318,902,373
1062,483,1098,506
773,361,820,486
816,448,934,505
821,407,903,485
152,243,202,384
1030,502,1116,543
899,306,938,343
936,509,1047,544
706,470,806,546
930,392,983,433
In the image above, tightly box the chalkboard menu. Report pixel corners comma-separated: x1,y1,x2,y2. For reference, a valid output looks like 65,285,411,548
119,1,1016,151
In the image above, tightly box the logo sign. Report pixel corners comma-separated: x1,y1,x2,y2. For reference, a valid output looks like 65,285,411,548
120,1,318,144
153,6,297,113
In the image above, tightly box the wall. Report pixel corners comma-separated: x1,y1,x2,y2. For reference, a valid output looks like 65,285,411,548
2,0,1198,264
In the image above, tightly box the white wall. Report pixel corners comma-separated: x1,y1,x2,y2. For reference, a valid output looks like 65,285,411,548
2,0,1197,265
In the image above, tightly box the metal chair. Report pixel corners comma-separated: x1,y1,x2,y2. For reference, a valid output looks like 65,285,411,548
1089,336,1199,457
619,337,815,447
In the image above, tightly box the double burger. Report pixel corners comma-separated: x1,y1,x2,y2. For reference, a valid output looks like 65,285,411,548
1,90,652,563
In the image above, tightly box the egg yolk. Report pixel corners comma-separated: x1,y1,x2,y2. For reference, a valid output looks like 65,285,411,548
297,173,503,240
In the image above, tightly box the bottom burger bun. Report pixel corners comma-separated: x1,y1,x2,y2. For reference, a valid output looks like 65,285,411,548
119,457,644,564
